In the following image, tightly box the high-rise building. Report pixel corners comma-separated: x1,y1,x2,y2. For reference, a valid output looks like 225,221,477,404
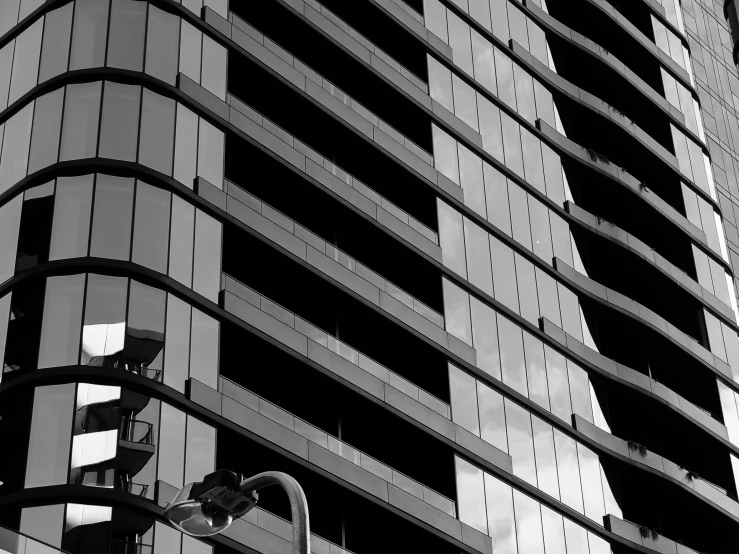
3,0,739,552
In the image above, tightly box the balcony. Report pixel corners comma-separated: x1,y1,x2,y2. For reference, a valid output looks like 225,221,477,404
220,273,450,419
219,376,456,517
117,418,155,477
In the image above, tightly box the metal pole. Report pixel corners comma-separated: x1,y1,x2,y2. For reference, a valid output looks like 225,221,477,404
238,471,310,554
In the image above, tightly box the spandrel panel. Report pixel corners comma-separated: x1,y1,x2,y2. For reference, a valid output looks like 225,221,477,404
49,175,93,261
39,2,73,83
28,88,64,173
25,383,75,488
455,455,488,533
139,89,176,175
107,0,147,72
132,182,171,274
449,363,480,435
98,82,141,162
60,82,102,161
89,175,134,261
145,5,180,85
8,18,42,105
69,0,109,70
470,297,501,379
0,102,33,194
37,274,85,369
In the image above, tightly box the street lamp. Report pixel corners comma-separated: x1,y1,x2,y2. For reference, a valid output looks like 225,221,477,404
163,469,310,554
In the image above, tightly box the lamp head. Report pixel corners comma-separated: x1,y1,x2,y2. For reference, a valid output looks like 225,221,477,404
163,470,258,537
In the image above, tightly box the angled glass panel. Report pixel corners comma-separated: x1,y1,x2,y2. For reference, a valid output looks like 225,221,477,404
464,219,493,296
98,82,141,162
49,175,93,260
8,18,43,105
38,274,85,368
524,332,548,411
138,89,176,175
89,174,134,261
179,21,202,85
28,88,64,173
38,2,73,83
132,182,171,273
554,428,584,513
107,0,147,71
60,82,102,161
69,0,110,70
0,42,15,111
483,165,511,236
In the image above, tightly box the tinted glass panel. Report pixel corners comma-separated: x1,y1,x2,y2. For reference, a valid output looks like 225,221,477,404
39,3,73,83
25,383,75,487
28,88,64,173
60,82,102,161
107,0,147,71
38,274,85,368
132,182,171,273
49,175,93,260
89,175,135,260
139,89,176,175
69,0,109,70
99,82,141,162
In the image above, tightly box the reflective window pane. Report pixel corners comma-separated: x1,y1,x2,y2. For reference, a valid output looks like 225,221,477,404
164,294,191,393
132,182,171,273
508,184,532,250
25,383,75,487
90,175,134,260
189,308,219,389
179,21,202,85
107,0,147,71
126,281,166,372
532,416,559,499
438,199,467,278
540,505,567,554
28,88,64,173
577,443,606,522
193,210,222,302
464,219,493,296
50,175,93,260
524,332,549,411
138,89,176,175
158,403,186,488
483,164,511,236
60,82,102,161
470,297,501,379
545,345,572,423
81,274,128,366
554,428,584,513
478,380,507,452
20,505,64,548
568,360,593,423
198,119,224,188
38,274,85,368
145,5,180,85
536,268,561,327
0,102,34,193
174,104,199,189
459,145,485,216
19,0,44,20
69,0,109,70
184,416,216,485
0,0,21,37
484,472,517,554
490,236,518,313
443,278,472,345
39,2,73,83
513,490,545,554
201,35,227,101
515,254,539,325
450,363,480,435
428,55,454,112
433,125,460,184
0,195,23,283
99,82,141,162
169,195,195,287
498,315,527,396
455,455,487,533
0,43,14,111
505,399,536,486
563,518,589,554
8,18,43,105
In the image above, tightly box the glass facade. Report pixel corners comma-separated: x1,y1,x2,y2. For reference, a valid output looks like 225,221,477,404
2,0,739,553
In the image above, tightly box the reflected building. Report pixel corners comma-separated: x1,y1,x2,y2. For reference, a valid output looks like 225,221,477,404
3,0,739,553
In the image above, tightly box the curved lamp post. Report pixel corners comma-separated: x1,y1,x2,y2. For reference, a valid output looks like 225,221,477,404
163,469,310,554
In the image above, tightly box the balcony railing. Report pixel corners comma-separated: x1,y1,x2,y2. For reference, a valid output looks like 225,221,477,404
221,273,451,419
220,376,456,517
111,541,152,554
119,419,154,445
0,524,69,554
